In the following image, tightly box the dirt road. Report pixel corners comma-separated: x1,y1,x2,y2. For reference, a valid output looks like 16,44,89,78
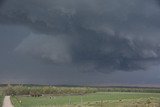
2,96,14,107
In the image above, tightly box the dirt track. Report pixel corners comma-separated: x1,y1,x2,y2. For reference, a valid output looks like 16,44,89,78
2,96,14,107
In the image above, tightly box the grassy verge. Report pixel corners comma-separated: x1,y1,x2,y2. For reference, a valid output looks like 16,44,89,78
11,92,160,107
0,96,4,107
0,87,4,107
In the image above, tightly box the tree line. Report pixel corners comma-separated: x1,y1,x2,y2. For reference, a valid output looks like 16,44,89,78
3,85,97,96
2,85,160,97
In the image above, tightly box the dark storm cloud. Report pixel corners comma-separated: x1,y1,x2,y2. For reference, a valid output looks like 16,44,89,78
156,0,160,5
1,0,160,72
0,0,5,6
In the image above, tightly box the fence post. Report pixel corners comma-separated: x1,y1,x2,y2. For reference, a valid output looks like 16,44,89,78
101,100,103,107
81,96,83,106
68,97,71,105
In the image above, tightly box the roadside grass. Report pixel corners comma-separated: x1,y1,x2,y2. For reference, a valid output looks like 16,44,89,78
0,87,4,107
11,92,160,107
0,96,4,107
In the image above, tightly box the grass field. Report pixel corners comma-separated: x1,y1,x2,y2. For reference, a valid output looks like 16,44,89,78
11,92,160,107
0,96,4,107
0,87,4,107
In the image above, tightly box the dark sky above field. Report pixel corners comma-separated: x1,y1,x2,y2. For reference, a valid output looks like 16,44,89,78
0,0,160,86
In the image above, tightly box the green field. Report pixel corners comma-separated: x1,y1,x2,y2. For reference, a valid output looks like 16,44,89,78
0,96,3,107
0,87,4,107
11,92,160,107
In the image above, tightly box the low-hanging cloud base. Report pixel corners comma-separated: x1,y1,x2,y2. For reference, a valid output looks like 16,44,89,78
0,0,160,84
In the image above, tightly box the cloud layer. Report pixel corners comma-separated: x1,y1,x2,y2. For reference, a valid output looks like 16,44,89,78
1,0,160,73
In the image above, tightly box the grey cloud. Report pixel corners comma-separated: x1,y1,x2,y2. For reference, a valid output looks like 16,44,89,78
1,0,159,34
1,0,160,72
71,31,160,72
0,0,5,6
15,33,72,64
0,0,76,34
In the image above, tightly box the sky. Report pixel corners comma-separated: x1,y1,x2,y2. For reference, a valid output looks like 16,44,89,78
0,0,160,86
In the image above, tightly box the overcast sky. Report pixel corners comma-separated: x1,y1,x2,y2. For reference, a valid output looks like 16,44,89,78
0,0,160,86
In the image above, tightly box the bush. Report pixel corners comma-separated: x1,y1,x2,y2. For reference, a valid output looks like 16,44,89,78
4,86,16,96
3,85,97,96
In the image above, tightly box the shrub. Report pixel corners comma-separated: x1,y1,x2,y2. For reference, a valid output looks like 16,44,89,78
3,85,97,96
4,86,16,96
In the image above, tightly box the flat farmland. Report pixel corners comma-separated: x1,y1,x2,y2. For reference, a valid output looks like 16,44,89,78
11,92,160,107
